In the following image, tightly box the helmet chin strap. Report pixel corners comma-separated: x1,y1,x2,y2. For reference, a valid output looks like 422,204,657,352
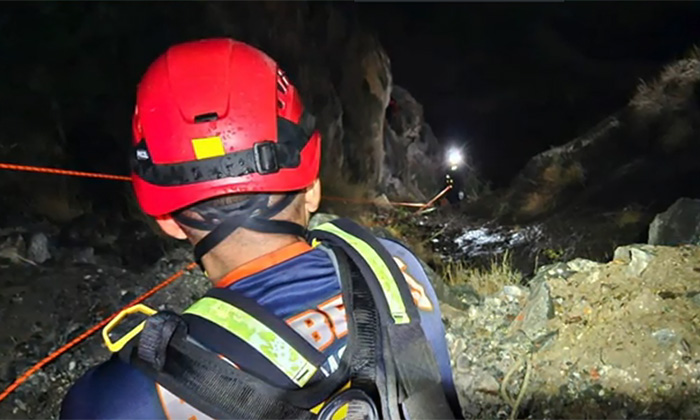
173,193,307,270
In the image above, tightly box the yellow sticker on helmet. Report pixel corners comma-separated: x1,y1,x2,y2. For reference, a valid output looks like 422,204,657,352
192,136,225,160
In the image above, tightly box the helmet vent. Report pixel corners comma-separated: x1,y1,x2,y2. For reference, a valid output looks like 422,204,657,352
277,78,288,94
277,68,289,95
194,112,219,123
277,98,285,110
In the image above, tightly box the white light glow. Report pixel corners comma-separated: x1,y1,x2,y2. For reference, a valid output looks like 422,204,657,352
447,148,463,168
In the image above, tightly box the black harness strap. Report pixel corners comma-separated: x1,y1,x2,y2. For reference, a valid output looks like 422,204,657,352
130,327,316,419
310,219,460,420
189,193,301,263
182,312,301,389
317,218,421,323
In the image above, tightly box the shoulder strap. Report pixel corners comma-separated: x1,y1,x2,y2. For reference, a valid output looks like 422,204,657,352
122,314,316,419
310,218,461,420
310,218,419,325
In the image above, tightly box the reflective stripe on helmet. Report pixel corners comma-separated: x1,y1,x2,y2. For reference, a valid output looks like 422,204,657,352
184,297,318,386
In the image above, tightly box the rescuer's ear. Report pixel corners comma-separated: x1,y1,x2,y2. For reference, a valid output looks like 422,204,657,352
304,178,321,215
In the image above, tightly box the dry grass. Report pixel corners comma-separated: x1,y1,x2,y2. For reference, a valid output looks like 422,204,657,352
442,251,521,296
517,159,585,220
540,160,586,190
630,47,700,116
519,191,555,219
616,208,645,228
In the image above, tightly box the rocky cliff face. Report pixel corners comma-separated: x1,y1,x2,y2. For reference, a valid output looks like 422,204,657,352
381,86,444,201
488,51,700,224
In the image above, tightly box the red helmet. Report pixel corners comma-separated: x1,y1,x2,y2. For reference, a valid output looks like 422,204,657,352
131,38,321,216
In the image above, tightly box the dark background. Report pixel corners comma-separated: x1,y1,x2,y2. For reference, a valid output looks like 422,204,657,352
2,2,700,189
359,2,700,185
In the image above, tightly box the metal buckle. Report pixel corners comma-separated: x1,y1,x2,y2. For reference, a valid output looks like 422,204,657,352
253,141,280,175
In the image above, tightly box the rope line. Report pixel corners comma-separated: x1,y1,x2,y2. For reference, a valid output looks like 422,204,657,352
0,262,198,404
0,163,131,181
0,162,450,208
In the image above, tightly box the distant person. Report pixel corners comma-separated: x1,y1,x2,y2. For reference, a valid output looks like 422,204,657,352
61,38,462,419
445,173,465,204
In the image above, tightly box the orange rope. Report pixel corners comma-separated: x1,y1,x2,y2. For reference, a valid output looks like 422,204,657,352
0,163,131,181
0,162,447,209
415,184,452,214
322,195,425,207
0,262,198,404
0,163,449,404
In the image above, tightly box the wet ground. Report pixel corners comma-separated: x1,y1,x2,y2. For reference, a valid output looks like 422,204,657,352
419,205,653,276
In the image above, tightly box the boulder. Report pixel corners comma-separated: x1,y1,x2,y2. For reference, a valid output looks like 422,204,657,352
648,197,700,246
613,244,657,277
26,233,51,264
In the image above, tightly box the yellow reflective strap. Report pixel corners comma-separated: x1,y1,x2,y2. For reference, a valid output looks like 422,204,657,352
313,223,410,324
184,297,317,386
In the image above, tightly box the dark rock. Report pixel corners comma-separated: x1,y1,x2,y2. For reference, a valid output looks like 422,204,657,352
613,244,656,276
58,214,110,248
380,86,444,201
27,232,51,264
119,291,137,306
72,247,96,265
14,398,27,412
512,279,554,342
387,86,423,142
648,198,700,246
447,283,482,309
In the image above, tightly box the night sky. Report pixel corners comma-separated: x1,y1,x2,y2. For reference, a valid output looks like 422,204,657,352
359,2,700,186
